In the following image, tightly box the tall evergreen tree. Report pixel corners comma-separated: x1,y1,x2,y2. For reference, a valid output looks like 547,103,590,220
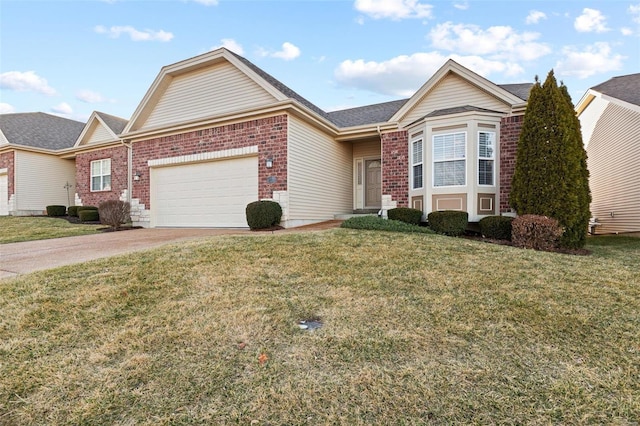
510,70,591,248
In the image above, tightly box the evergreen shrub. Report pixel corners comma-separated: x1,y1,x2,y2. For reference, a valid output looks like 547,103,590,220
67,206,79,217
479,215,514,240
79,209,100,222
387,207,423,225
427,210,468,236
46,205,67,217
245,200,282,230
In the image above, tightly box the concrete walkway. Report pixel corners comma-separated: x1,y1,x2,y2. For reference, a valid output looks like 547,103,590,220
0,221,342,280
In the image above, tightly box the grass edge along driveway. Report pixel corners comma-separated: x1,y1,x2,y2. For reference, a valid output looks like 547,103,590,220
1,230,638,424
0,216,102,244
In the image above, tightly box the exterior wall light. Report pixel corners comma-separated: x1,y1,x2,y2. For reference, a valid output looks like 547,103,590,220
266,158,273,168
134,172,141,181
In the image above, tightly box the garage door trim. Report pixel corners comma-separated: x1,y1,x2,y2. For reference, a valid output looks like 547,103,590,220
148,145,259,168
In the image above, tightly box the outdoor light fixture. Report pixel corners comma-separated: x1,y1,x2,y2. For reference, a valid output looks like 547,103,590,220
266,158,273,168
134,171,141,181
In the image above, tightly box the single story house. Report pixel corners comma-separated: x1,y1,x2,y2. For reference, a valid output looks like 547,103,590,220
69,48,531,228
2,49,532,228
0,112,84,215
576,73,640,235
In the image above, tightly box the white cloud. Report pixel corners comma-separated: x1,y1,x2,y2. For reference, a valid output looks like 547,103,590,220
526,10,546,25
211,38,244,55
629,4,640,24
453,1,469,11
0,103,16,114
574,8,609,33
354,0,433,20
76,89,107,103
556,42,625,79
94,25,174,42
258,42,301,61
429,22,551,61
51,102,73,115
0,70,56,96
272,42,301,60
621,27,634,36
192,0,218,5
334,52,523,97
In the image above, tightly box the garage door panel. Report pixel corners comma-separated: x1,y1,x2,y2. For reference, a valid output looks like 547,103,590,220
151,157,258,227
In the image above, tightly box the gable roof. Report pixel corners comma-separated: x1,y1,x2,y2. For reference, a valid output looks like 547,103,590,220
498,83,533,101
96,111,128,134
0,112,84,151
389,59,529,123
591,73,640,107
74,111,128,148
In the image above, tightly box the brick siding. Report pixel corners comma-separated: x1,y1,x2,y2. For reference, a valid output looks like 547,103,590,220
75,145,128,207
499,114,524,213
131,114,288,208
0,151,15,198
381,130,409,207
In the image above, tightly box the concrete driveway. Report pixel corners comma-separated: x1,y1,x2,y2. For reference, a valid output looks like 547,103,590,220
0,228,250,280
0,221,342,280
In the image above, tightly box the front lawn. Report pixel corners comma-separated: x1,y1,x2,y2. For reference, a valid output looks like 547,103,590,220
1,230,638,424
0,216,102,244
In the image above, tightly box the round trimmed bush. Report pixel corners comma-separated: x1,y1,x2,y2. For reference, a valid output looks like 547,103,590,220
387,207,423,225
77,206,98,213
479,215,514,240
427,210,468,236
245,200,282,230
78,209,100,222
46,205,67,217
511,214,563,251
67,205,80,217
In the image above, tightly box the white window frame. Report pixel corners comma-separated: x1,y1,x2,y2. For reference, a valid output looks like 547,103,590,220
411,137,423,190
478,131,495,186
90,158,111,192
432,132,466,188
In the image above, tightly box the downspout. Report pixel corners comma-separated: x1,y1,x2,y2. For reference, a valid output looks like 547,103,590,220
120,139,133,204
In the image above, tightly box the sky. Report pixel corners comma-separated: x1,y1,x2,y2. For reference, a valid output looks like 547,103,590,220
1,0,638,123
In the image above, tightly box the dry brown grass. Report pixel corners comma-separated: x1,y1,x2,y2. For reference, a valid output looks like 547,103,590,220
0,216,101,243
1,230,638,424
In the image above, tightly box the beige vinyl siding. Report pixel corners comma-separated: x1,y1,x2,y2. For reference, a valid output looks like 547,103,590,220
586,103,640,234
14,151,76,212
87,122,115,144
400,73,510,127
353,139,381,158
141,62,277,130
288,116,353,220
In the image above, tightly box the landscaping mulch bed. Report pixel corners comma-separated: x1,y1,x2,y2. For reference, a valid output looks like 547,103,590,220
462,232,591,256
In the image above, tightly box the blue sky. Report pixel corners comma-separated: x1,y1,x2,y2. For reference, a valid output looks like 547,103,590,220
1,0,638,122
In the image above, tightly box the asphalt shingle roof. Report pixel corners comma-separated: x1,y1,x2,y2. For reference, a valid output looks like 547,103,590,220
498,83,533,101
0,112,85,150
95,111,128,135
591,73,640,107
327,99,409,127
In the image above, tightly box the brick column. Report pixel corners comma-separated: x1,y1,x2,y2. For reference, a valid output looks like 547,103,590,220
381,130,409,208
499,114,524,213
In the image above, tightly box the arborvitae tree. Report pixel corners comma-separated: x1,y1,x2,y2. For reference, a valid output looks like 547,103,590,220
510,70,591,248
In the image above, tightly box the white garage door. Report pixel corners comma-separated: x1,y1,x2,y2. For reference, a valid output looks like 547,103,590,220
150,156,258,227
0,173,8,216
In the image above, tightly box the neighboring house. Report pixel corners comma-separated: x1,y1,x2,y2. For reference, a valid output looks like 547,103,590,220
62,111,129,208
71,48,530,228
576,73,640,235
0,112,83,215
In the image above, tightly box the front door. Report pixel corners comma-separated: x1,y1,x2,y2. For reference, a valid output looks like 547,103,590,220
365,159,381,208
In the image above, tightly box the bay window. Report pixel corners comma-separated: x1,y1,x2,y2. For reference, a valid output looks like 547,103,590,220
411,137,423,189
433,132,466,187
478,131,495,186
